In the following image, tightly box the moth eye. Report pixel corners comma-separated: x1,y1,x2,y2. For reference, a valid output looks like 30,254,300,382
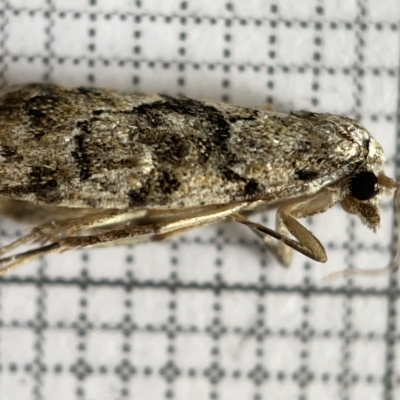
350,171,379,201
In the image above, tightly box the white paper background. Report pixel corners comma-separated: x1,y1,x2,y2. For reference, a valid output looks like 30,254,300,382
0,1,400,399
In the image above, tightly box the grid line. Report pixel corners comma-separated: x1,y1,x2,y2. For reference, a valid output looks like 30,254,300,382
1,6,399,31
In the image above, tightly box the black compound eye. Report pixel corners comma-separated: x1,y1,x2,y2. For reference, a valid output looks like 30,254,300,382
350,171,379,201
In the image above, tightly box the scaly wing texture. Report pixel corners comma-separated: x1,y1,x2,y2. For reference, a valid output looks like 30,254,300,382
0,84,371,209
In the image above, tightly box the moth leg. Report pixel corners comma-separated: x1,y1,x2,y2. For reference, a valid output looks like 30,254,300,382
0,209,124,258
251,211,294,266
233,189,337,266
0,202,249,275
0,223,158,276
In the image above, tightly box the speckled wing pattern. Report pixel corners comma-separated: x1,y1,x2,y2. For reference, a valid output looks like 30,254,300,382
0,84,369,210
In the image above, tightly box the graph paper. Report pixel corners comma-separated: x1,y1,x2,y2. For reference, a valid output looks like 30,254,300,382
0,1,400,399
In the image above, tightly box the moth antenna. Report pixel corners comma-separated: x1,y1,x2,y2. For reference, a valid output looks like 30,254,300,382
322,186,400,284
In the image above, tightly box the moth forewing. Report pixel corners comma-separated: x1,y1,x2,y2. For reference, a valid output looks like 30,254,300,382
0,83,398,278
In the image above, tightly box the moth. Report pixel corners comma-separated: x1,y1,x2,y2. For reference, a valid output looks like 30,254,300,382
0,83,398,278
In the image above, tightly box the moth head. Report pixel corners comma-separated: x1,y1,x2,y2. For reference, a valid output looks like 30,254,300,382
342,171,399,232
337,120,389,231
341,171,381,231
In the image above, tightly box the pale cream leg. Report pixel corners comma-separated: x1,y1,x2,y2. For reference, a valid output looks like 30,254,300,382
0,202,249,275
233,189,337,266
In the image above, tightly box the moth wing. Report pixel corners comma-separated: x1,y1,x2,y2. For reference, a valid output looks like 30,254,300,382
0,85,366,210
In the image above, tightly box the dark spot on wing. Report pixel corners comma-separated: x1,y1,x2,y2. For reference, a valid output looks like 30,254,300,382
128,190,148,207
0,145,22,162
71,121,92,181
245,180,259,196
0,161,59,202
295,169,319,181
220,167,244,182
28,166,60,202
133,95,234,164
27,94,60,107
220,167,259,197
24,94,61,139
158,171,180,194
27,108,46,119
128,181,151,207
